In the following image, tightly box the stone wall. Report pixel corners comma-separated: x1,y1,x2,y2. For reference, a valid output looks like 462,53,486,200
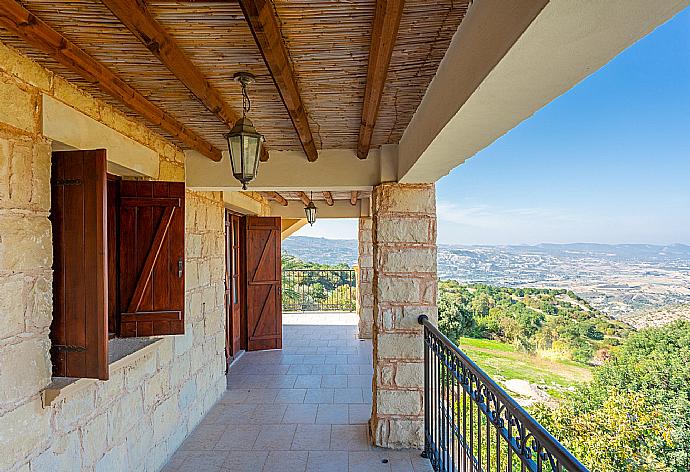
0,40,227,471
357,216,374,339
369,183,437,449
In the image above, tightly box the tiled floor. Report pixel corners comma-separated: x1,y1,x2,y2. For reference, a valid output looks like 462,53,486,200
163,313,432,472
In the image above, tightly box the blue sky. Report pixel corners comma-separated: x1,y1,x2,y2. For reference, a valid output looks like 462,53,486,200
295,7,690,245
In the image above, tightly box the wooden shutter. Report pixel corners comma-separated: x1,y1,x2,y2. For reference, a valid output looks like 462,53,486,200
245,216,282,350
50,150,108,380
118,181,185,336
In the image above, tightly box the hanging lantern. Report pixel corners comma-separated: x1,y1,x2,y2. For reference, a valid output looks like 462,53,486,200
224,72,264,190
305,192,317,225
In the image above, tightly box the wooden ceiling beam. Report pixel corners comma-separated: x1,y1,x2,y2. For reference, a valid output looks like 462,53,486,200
265,191,288,206
100,0,270,162
322,191,334,206
357,0,405,159
239,0,318,162
297,191,311,206
350,191,359,205
0,0,222,161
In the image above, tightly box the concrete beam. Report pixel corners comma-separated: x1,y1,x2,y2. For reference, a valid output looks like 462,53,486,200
281,218,307,240
398,0,689,183
43,95,159,178
186,146,396,191
223,191,265,215
268,200,367,219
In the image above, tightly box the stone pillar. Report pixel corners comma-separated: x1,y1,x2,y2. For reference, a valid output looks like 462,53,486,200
357,216,374,339
370,183,437,449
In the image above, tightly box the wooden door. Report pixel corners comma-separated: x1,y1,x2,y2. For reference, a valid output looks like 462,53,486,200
118,181,185,336
50,150,108,380
245,216,282,351
225,211,242,360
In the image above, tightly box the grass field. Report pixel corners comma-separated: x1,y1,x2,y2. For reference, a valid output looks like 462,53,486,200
456,337,592,390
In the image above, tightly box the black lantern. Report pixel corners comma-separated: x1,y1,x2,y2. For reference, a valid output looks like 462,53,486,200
225,72,264,190
305,192,317,225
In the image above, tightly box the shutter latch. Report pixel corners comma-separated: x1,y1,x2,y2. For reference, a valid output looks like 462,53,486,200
51,344,87,353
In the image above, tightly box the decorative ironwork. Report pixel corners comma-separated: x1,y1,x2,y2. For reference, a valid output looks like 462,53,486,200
282,269,356,312
418,314,589,472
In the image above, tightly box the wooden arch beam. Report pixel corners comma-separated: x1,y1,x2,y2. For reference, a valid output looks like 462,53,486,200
297,191,311,206
322,191,334,206
265,191,288,206
100,0,269,162
239,0,318,162
0,0,222,161
357,0,405,159
350,191,359,205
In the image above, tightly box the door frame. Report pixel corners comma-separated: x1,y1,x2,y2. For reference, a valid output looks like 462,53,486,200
224,210,245,364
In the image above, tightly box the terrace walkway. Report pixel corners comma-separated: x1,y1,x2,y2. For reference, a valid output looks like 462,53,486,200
163,312,433,472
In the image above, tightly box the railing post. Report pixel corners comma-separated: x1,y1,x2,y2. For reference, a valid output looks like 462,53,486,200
419,315,430,459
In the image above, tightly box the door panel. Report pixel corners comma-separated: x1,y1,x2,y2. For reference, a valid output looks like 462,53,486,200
245,216,282,351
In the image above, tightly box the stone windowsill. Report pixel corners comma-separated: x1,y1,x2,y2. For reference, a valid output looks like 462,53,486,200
41,337,163,407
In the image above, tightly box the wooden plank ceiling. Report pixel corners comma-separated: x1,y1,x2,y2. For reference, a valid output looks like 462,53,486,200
0,0,471,161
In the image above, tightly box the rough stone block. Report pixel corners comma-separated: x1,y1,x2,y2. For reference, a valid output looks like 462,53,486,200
394,363,423,388
0,273,27,339
376,333,424,360
53,77,100,119
0,42,53,90
0,399,50,471
376,218,433,244
374,183,435,215
124,351,156,391
29,432,81,472
376,390,422,416
0,215,52,271
387,418,424,448
0,336,51,406
158,160,184,182
0,76,36,133
380,247,436,273
80,413,108,466
376,277,421,304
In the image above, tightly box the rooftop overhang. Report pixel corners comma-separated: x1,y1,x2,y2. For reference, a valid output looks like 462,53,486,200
397,0,689,183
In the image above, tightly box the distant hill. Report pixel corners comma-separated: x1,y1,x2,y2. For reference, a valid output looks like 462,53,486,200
282,236,358,266
282,236,690,324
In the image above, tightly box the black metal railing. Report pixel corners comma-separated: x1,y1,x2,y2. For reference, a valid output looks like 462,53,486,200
418,315,588,472
282,269,356,312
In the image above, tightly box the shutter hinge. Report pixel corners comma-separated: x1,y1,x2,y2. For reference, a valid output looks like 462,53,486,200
51,344,87,353
55,178,82,186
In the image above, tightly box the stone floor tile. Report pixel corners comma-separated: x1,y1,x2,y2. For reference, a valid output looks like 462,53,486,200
306,451,349,472
310,365,337,375
214,424,262,450
330,424,370,451
275,388,307,403
348,374,372,388
177,451,229,471
321,375,348,388
262,450,308,472
348,404,371,424
234,388,278,403
348,451,393,472
253,424,298,450
282,404,318,424
180,424,227,450
288,364,314,375
333,388,364,404
304,388,334,404
291,424,332,450
294,374,323,388
219,389,249,404
335,365,360,375
324,355,348,364
248,403,288,424
315,404,349,425
223,450,268,472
